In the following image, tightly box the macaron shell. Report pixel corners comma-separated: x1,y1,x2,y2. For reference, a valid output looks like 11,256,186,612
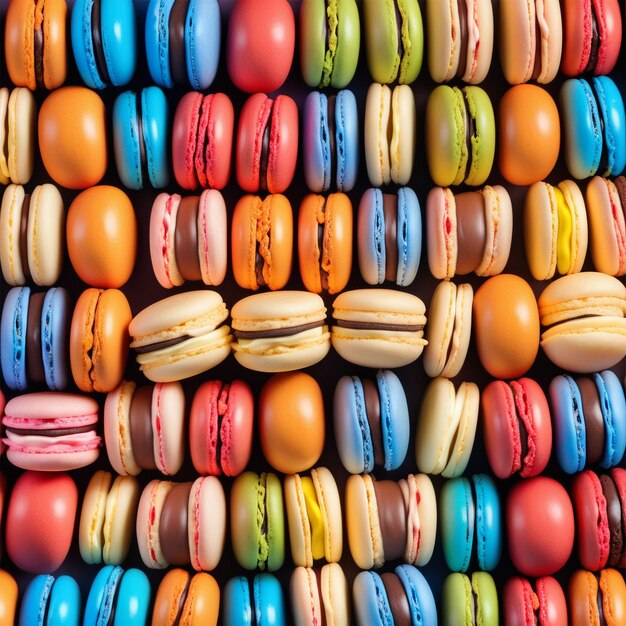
0,570,17,626
303,92,331,192
464,86,495,186
198,189,228,286
558,179,588,275
46,575,82,626
377,369,410,471
390,85,416,185
79,470,114,565
477,184,514,277
473,474,502,571
185,0,221,90
290,567,323,626
364,83,391,186
136,479,173,569
598,370,626,469
0,286,29,390
440,477,475,572
568,568,626,626
102,475,140,566
149,193,184,289
426,186,458,279
0,185,26,285
352,570,389,626
524,181,559,280
141,86,170,189
8,87,36,185
113,568,151,625
405,473,437,567
396,565,438,626
313,467,343,563
426,0,461,83
112,90,144,188
593,76,626,177
151,382,185,475
0,90,8,184
504,576,568,626
145,0,175,87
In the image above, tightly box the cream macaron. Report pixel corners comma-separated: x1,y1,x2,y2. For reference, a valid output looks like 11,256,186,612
0,87,36,185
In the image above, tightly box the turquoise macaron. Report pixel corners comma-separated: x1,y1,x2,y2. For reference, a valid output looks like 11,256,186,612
560,77,626,180
303,89,359,193
112,87,170,190
353,566,438,626
19,575,81,626
71,0,136,89
440,474,502,572
333,369,410,473
83,566,151,626
222,574,286,626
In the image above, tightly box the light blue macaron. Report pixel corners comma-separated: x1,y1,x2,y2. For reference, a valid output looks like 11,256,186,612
595,370,626,469
113,87,170,190
333,369,410,473
71,0,136,89
41,287,70,391
1,286,30,390
358,187,422,286
145,0,221,89
223,574,286,626
19,574,81,626
303,90,359,193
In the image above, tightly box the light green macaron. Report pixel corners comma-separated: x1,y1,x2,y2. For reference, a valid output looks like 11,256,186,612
443,572,499,626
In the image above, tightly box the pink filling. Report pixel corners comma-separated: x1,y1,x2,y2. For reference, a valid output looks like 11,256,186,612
3,414,98,428
153,384,167,472
161,195,177,285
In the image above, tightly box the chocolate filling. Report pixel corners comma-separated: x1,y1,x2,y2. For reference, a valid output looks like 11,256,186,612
135,93,150,187
462,90,476,181
362,379,384,466
26,292,45,384
19,194,32,282
328,95,336,182
455,192,486,275
160,482,192,566
34,17,44,87
373,481,407,561
578,377,605,465
5,424,95,437
380,573,412,626
173,572,191,626
600,473,624,567
91,0,111,84
134,335,191,354
336,320,423,332
174,196,202,281
234,320,324,340
585,4,600,73
455,0,469,79
169,0,190,85
383,194,398,281
317,198,330,291
259,103,274,192
129,385,157,470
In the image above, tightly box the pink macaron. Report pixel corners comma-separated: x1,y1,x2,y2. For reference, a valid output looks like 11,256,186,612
172,92,234,191
2,392,101,471
189,380,254,477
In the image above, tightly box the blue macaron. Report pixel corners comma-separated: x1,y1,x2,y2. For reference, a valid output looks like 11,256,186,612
357,187,422,287
333,369,410,473
353,566,438,626
1,286,29,390
113,87,170,190
440,474,502,573
560,76,626,180
145,0,221,89
71,0,136,89
19,574,81,626
223,574,286,626
303,90,359,193
41,287,71,390
83,566,151,626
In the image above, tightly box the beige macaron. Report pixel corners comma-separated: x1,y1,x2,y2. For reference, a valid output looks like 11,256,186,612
0,87,36,185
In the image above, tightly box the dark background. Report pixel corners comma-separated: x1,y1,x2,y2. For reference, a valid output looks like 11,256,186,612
1,0,625,622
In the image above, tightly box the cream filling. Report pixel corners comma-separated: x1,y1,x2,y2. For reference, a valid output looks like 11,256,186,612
233,326,329,352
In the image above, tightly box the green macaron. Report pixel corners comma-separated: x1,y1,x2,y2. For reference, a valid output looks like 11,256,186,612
443,572,499,626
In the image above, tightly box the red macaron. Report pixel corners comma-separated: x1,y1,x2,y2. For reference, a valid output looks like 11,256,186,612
503,576,568,626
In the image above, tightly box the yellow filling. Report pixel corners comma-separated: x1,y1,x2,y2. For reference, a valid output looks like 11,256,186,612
555,187,572,275
301,477,324,561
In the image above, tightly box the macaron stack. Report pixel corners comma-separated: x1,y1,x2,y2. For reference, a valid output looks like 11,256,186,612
2,1,626,625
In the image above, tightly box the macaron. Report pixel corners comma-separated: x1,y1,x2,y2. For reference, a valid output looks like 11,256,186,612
473,274,540,379
231,291,330,373
353,566,437,626
363,0,423,84
303,90,358,193
568,569,626,626
231,194,293,291
70,288,131,393
0,183,65,287
443,572,499,626
499,0,563,84
426,85,495,187
549,370,626,473
331,288,427,368
299,0,360,88
0,286,71,391
104,380,185,476
538,272,626,373
152,569,220,626
481,378,553,479
498,84,560,186
423,281,473,378
2,391,100,471
71,0,136,88
112,87,169,190
79,470,139,566
150,190,227,288
426,184,513,279
189,379,254,477
67,186,137,288
298,192,353,294
285,467,342,567
172,91,234,191
524,179,588,280
0,393,4,458
561,0,622,76
226,0,295,93
230,471,285,572
236,93,298,194
334,369,410,474
83,566,151,626
503,576,568,626
364,83,415,186
38,86,107,189
0,570,17,626
5,0,67,89
0,87,36,185
145,0,220,89
6,471,77,573
345,473,437,569
427,0,494,84
586,176,626,277
357,187,422,287
223,574,286,626
560,77,626,180
415,377,480,477
19,574,81,626
440,474,502,572
129,290,231,383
